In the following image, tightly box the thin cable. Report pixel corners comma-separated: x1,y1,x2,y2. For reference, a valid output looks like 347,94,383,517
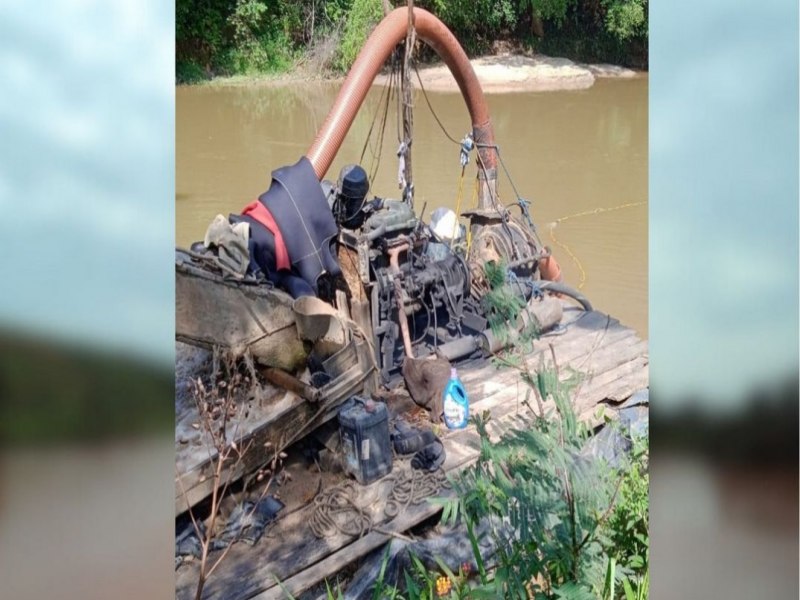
475,142,524,203
549,201,647,290
450,165,466,246
369,59,396,184
465,177,478,251
413,62,461,145
359,67,391,166
474,141,545,247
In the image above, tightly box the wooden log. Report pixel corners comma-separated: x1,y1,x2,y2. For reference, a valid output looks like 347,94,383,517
461,328,638,405
175,343,375,516
175,251,307,371
458,309,626,387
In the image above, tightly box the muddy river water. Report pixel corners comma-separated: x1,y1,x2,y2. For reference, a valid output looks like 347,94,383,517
177,76,647,338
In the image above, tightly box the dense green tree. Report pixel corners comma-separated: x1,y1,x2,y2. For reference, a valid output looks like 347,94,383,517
175,0,647,82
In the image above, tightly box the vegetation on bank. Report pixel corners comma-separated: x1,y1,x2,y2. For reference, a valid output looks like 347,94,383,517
0,332,173,443
176,0,648,83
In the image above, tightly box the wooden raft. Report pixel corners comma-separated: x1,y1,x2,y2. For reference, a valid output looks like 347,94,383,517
175,304,648,600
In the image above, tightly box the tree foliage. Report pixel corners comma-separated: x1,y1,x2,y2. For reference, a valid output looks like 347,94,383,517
335,0,384,71
175,0,648,82
602,0,648,41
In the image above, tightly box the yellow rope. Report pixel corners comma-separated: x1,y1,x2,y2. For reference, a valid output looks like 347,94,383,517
548,201,647,290
466,177,479,251
554,201,646,224
451,166,465,245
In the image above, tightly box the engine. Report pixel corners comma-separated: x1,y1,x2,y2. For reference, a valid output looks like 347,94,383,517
329,166,488,380
326,164,555,382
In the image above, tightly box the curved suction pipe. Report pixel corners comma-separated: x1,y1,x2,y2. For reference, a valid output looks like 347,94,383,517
538,281,593,312
305,7,497,190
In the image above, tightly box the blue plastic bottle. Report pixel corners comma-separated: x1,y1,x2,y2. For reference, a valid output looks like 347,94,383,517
443,368,469,430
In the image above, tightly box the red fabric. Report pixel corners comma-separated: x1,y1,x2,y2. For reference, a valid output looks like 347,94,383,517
241,200,291,271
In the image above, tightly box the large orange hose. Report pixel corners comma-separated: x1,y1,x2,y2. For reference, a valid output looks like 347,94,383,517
305,7,497,191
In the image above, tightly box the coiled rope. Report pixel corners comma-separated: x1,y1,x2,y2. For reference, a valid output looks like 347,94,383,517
308,465,450,538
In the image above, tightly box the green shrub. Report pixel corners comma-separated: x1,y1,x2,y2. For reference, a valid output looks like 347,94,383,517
176,60,208,84
176,0,233,68
334,0,383,72
604,437,649,599
602,0,648,41
174,0,649,80
318,362,649,599
521,0,577,27
226,0,295,74
227,31,295,74
432,365,620,598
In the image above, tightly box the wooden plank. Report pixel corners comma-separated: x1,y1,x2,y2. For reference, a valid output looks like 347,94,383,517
252,491,457,600
457,309,618,387
176,337,376,515
176,309,649,600
251,424,504,600
178,398,495,600
175,256,307,371
570,338,648,381
179,450,479,600
577,354,648,400
175,390,306,514
462,329,639,411
176,352,374,515
577,360,649,409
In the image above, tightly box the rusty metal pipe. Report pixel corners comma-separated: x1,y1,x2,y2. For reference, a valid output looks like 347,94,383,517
261,367,323,403
305,7,498,191
386,243,415,358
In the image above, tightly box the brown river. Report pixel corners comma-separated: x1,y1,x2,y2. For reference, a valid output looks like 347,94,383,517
177,76,647,338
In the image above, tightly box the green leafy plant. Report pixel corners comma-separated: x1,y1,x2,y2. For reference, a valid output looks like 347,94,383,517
481,260,527,338
227,0,296,74
335,0,384,72
438,364,625,598
295,357,648,599
601,0,647,41
519,0,577,28
603,436,649,599
376,551,477,599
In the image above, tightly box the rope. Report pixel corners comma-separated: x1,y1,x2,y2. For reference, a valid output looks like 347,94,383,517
362,54,397,187
413,62,461,145
474,142,524,205
451,165,465,245
359,63,391,166
308,464,449,538
308,480,372,538
466,177,478,251
384,467,450,518
548,201,647,290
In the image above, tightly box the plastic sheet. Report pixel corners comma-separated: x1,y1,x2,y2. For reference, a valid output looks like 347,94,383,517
343,516,507,600
581,388,649,468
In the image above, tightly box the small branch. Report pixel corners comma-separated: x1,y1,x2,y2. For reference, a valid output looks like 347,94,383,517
576,470,626,554
548,343,560,381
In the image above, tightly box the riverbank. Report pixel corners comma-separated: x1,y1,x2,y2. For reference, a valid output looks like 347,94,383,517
376,54,639,93
190,53,642,92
